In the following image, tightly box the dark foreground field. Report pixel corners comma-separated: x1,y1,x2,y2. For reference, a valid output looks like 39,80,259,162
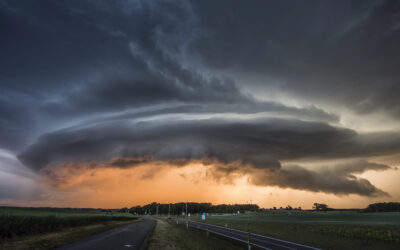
0,207,137,250
188,210,400,250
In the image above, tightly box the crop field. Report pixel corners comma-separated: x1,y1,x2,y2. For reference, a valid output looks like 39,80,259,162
0,207,137,239
189,211,400,250
0,207,134,217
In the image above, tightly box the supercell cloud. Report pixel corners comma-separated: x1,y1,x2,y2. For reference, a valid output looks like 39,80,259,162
1,0,400,202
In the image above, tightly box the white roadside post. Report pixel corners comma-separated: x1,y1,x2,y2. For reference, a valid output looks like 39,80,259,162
247,223,251,250
248,231,251,250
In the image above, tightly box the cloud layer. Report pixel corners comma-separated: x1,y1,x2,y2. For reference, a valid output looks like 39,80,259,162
19,116,399,196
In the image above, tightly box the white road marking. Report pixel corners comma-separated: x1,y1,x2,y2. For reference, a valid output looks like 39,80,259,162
124,244,135,247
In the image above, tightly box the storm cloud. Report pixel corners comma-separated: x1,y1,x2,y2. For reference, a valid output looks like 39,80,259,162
18,117,400,170
18,116,400,196
1,0,400,199
247,161,394,197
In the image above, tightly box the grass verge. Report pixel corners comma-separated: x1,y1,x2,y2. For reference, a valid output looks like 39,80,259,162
140,219,156,250
0,219,137,250
143,219,244,250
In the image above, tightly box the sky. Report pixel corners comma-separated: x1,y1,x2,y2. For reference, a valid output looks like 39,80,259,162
1,0,400,209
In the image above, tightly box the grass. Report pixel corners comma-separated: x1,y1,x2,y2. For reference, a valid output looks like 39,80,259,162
0,207,138,249
0,220,136,250
202,210,400,226
143,219,244,250
188,211,400,250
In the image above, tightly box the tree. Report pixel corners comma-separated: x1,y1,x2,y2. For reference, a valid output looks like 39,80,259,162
313,203,329,211
119,207,129,213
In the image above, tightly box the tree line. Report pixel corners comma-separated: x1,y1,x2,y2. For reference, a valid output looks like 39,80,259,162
364,202,400,212
119,201,400,214
311,202,400,212
127,202,259,215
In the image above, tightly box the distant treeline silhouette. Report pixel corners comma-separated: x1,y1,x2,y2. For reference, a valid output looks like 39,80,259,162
364,202,400,212
123,201,400,214
128,202,259,215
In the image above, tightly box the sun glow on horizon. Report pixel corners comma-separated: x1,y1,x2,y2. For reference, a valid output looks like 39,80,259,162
17,160,395,210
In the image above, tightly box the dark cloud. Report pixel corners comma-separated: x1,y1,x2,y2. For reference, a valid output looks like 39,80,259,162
204,159,392,197
323,160,395,175
249,161,391,197
39,69,246,117
0,95,36,150
189,0,400,118
109,157,150,168
17,118,337,170
18,117,400,196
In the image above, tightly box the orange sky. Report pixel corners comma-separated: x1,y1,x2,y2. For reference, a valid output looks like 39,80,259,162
24,160,399,210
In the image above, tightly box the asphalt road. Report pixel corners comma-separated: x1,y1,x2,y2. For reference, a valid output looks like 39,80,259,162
172,218,320,250
56,219,155,250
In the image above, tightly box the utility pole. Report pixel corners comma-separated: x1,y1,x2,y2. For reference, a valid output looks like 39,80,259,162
186,202,188,229
156,204,159,216
168,203,171,218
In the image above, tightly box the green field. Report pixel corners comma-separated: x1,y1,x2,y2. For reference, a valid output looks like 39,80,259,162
0,207,137,249
204,210,400,226
187,211,400,250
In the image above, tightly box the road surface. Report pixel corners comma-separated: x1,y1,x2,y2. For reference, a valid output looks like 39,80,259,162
172,218,320,250
56,219,155,250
